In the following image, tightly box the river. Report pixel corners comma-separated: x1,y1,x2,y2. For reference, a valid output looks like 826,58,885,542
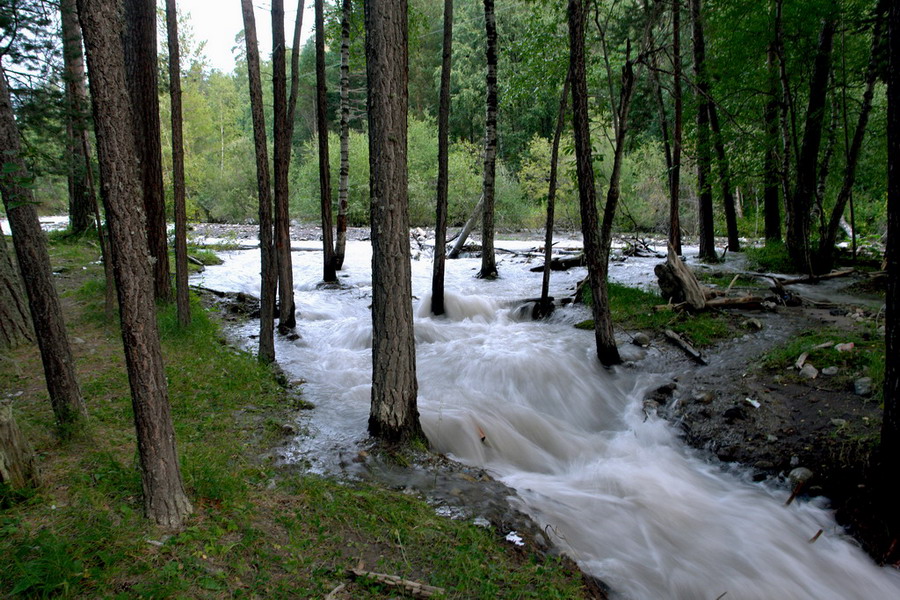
192,236,900,600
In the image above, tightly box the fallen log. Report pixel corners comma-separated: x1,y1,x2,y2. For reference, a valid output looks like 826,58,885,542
664,329,707,365
529,254,586,272
654,295,767,313
347,565,445,599
776,268,855,286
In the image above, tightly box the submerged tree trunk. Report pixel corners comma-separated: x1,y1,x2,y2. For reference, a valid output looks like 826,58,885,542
690,0,716,261
669,0,683,254
78,0,192,527
272,0,297,329
241,0,276,364
763,40,782,243
315,0,337,283
0,230,32,350
479,0,498,279
166,0,190,328
124,0,171,303
60,0,93,236
708,104,740,252
569,0,621,367
335,0,351,270
431,0,453,316
365,0,425,444
0,71,86,434
788,16,836,274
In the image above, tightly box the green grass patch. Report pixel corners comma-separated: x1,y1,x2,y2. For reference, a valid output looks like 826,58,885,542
745,240,796,274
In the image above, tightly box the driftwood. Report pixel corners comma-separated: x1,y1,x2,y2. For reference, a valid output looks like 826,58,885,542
664,329,707,365
655,243,707,310
0,401,39,489
347,565,445,599
655,295,768,313
447,194,484,259
528,254,586,272
776,268,855,286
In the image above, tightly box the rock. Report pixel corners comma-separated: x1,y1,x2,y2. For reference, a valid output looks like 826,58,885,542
799,364,819,379
281,422,299,435
835,342,855,352
831,418,848,428
821,366,839,376
854,377,873,397
744,318,763,331
723,406,747,423
692,390,715,404
766,434,778,443
632,332,651,347
789,467,814,487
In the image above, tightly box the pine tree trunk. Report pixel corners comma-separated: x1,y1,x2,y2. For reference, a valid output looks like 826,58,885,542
0,230,33,350
315,0,337,283
0,401,39,490
479,0,498,279
123,0,172,303
335,0,351,270
569,0,621,367
690,0,716,261
241,0,276,364
60,0,93,236
0,71,86,433
431,0,453,316
165,0,190,328
669,0,683,254
272,0,297,330
788,16,835,274
763,40,782,243
365,0,425,444
708,104,740,252
77,0,192,528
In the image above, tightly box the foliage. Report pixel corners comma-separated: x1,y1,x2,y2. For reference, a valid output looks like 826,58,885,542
745,241,796,274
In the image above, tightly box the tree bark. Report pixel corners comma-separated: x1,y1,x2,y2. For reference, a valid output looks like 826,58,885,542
479,0,498,279
60,0,93,236
123,0,172,303
0,230,32,350
763,40,782,243
165,0,190,328
77,0,192,528
669,0,683,254
0,401,39,490
315,0,337,283
447,194,484,259
0,70,86,433
568,0,621,367
335,0,351,270
272,0,297,329
241,0,276,364
364,0,425,444
431,0,453,316
787,16,836,274
689,0,716,261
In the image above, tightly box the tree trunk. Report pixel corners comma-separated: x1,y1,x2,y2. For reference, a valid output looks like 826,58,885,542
0,230,33,350
538,71,571,317
60,0,93,236
774,0,797,225
335,0,351,270
315,0,337,283
446,194,484,259
690,0,716,261
814,15,884,274
568,0,621,367
708,104,740,252
165,0,190,328
0,71,86,434
287,0,305,137
123,0,171,303
0,401,39,490
763,40,782,243
669,0,683,254
787,16,836,274
431,0,453,316
272,0,297,330
364,0,425,444
77,0,192,528
241,0,276,364
479,0,498,279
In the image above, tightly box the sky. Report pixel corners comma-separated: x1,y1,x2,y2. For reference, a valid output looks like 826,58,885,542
176,0,315,74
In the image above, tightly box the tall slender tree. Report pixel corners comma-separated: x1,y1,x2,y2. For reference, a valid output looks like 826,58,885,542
272,0,297,329
365,0,425,444
315,0,337,283
1,69,86,434
165,0,189,328
335,0,351,270
241,0,276,364
669,0,683,255
689,0,716,261
77,0,192,527
479,0,498,279
431,0,453,316
708,105,740,252
123,0,171,302
59,0,92,235
763,38,782,244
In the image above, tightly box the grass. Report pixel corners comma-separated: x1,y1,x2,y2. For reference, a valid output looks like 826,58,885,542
577,282,740,347
744,240,796,274
0,236,594,598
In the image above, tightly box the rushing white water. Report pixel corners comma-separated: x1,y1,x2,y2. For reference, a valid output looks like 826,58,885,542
193,238,900,600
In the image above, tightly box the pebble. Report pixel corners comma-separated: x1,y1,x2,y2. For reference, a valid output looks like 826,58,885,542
821,366,839,376
632,332,651,347
789,467,814,487
799,364,819,379
854,377,873,397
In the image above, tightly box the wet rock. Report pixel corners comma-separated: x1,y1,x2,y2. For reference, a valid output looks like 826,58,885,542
821,366,839,376
692,390,715,404
632,332,651,347
789,467,814,487
281,422,299,436
723,406,747,423
854,377,873,397
744,318,763,331
799,364,819,380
